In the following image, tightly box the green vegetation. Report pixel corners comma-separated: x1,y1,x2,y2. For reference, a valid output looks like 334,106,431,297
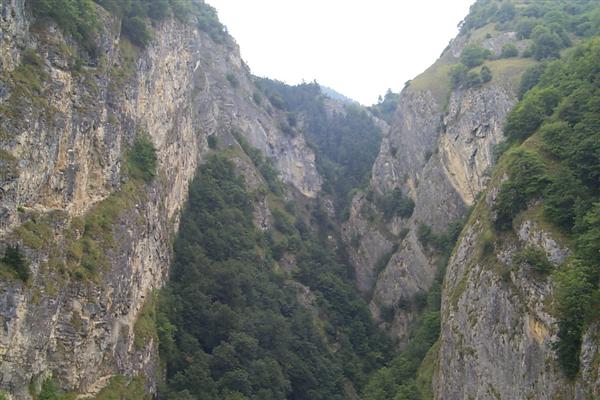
553,260,595,378
409,59,455,105
1,245,29,282
369,89,400,123
207,135,218,149
232,129,285,195
65,179,143,278
450,62,493,90
483,58,537,93
32,378,76,400
529,25,569,60
121,15,152,48
30,0,227,53
134,293,158,349
0,48,52,122
500,43,518,58
226,72,240,88
256,79,382,219
15,218,54,249
106,38,140,92
493,149,548,231
448,0,600,92
480,65,492,83
10,135,150,281
504,87,560,142
450,64,469,89
30,0,99,55
126,133,157,183
375,188,415,220
490,37,600,377
57,131,154,278
460,44,492,68
517,62,547,99
513,246,553,275
187,1,229,43
92,376,149,400
448,43,495,89
158,154,392,399
363,219,464,400
415,341,438,400
38,379,62,400
111,0,227,45
417,220,465,256
0,149,18,181
459,0,600,45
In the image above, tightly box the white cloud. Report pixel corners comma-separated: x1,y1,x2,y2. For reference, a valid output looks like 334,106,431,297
207,0,475,105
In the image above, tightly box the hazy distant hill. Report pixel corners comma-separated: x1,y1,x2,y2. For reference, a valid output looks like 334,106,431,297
320,85,358,104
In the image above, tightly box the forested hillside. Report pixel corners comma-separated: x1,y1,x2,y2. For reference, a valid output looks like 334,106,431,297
492,36,600,379
255,79,383,219
157,152,393,399
434,1,600,398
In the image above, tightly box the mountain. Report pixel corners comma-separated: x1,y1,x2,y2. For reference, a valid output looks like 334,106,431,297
343,1,600,398
1,0,600,399
319,86,358,105
0,0,322,397
0,1,388,398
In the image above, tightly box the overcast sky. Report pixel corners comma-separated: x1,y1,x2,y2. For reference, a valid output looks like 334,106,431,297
207,0,475,105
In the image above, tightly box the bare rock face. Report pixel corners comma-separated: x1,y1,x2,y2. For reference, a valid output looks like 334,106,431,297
434,206,600,399
440,86,514,206
341,192,394,295
0,2,321,397
343,30,520,341
370,89,443,195
435,222,562,400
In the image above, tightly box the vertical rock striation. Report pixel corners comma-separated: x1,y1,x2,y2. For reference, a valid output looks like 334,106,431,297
343,29,522,341
0,1,321,397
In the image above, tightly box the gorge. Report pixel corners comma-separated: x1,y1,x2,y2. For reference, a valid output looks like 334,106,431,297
1,0,600,399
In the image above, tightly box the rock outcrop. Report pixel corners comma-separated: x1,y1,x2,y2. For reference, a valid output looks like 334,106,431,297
0,1,320,397
343,26,528,342
434,182,600,399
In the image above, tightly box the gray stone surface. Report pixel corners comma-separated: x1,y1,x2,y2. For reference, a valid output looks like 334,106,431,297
342,32,517,342
0,1,321,397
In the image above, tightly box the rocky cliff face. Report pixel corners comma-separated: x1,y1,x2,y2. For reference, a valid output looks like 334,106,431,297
0,1,320,397
343,28,529,342
344,15,600,397
434,178,600,399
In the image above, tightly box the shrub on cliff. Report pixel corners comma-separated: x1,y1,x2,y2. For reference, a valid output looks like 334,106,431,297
376,188,415,220
122,16,152,48
126,134,157,183
494,149,548,230
1,244,29,282
504,87,560,142
553,260,595,378
460,44,492,68
31,0,99,56
500,43,519,58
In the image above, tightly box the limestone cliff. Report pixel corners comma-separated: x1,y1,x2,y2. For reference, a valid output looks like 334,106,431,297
0,1,320,397
434,168,600,399
343,25,533,341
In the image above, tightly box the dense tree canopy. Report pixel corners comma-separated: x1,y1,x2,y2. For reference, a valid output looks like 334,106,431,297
158,155,393,399
495,37,600,377
256,79,383,220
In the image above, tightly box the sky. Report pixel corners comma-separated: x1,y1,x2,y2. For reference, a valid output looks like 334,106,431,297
206,0,475,105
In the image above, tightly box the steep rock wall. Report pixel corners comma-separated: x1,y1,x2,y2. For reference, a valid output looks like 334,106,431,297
0,1,320,397
343,28,528,341
434,182,600,399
